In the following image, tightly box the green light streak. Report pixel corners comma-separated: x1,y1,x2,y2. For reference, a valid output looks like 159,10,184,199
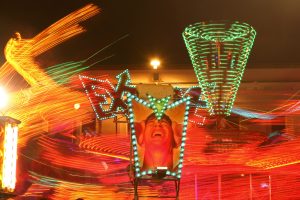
46,61,88,84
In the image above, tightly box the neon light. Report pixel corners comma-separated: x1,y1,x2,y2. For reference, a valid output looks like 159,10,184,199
2,123,18,192
183,20,256,116
0,4,101,146
79,75,116,120
127,93,190,178
112,69,136,114
46,61,89,85
174,86,207,125
4,4,100,87
285,101,300,113
231,107,275,120
147,95,170,120
80,69,136,120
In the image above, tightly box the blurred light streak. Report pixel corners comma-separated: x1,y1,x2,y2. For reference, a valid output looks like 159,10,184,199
246,137,300,169
0,86,9,110
45,32,128,84
84,150,130,161
45,61,89,85
0,4,100,146
0,3,299,200
84,34,129,62
232,107,275,120
10,126,300,199
27,171,129,200
285,100,300,113
4,4,100,87
79,135,131,163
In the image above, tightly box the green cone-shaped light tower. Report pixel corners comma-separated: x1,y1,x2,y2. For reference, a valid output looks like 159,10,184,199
183,21,256,116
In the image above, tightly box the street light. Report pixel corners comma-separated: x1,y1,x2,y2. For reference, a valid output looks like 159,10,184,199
150,59,160,82
150,59,160,70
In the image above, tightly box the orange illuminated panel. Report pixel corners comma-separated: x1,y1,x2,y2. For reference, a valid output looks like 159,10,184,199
0,117,20,192
2,123,18,192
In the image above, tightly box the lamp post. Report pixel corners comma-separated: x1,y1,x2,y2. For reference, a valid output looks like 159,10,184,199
150,59,160,82
74,103,82,145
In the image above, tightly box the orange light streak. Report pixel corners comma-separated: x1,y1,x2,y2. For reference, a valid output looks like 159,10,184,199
0,4,100,146
4,4,100,87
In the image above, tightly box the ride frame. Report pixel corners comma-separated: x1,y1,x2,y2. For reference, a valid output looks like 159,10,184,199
128,135,181,200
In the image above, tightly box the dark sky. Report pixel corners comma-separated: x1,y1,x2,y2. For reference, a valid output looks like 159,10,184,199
1,0,300,69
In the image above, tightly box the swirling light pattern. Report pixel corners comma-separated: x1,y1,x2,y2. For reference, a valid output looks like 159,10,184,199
0,3,299,200
0,4,100,146
3,4,100,87
183,21,256,116
11,125,300,199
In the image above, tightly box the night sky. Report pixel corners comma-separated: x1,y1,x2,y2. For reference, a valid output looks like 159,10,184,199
1,0,300,69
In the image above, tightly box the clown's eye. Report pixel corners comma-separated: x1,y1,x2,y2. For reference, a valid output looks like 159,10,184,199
160,122,169,126
146,121,155,126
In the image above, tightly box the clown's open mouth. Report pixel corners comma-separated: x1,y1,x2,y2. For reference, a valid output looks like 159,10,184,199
152,131,163,137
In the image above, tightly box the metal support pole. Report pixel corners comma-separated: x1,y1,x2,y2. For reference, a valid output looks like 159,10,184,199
115,115,118,135
218,174,222,200
134,178,139,200
195,174,198,200
249,174,253,200
269,175,272,200
95,118,102,135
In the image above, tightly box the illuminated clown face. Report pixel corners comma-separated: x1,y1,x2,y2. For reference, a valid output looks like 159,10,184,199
144,114,174,149
135,113,183,170
138,114,174,169
143,114,174,148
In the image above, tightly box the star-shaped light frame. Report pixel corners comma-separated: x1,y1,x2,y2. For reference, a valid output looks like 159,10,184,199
147,94,170,120
79,69,137,120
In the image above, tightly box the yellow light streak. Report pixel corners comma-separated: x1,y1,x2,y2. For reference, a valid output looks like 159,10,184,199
0,4,100,146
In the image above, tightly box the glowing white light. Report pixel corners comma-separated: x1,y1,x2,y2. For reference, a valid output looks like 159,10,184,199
2,123,18,191
0,87,8,109
150,59,160,70
74,103,80,110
